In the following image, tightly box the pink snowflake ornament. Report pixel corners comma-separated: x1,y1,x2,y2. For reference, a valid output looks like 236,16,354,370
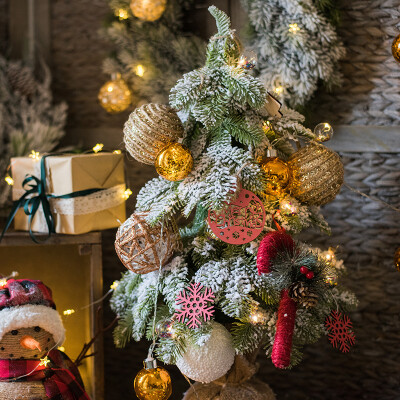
325,310,356,353
174,283,215,329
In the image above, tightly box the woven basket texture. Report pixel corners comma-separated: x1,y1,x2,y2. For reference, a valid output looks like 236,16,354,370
314,0,400,125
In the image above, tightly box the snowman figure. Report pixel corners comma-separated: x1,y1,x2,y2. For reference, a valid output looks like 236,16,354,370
0,279,90,400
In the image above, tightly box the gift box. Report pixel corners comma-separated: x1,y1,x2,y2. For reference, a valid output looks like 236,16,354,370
10,152,126,235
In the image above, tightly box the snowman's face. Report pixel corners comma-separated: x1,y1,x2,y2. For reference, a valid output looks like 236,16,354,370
0,327,56,359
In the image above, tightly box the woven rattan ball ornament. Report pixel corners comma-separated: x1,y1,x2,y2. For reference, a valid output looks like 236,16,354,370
155,143,193,181
288,143,344,206
392,34,400,63
115,212,178,274
124,103,184,165
98,73,132,114
130,0,167,22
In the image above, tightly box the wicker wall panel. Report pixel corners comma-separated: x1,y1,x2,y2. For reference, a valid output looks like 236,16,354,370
315,0,400,126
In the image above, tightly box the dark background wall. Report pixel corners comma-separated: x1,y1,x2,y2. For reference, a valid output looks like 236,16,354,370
2,1,400,399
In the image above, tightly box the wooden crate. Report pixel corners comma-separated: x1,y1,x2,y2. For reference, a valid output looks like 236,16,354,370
0,231,104,400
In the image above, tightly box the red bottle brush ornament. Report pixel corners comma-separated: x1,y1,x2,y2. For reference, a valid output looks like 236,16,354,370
257,230,297,368
257,230,295,274
271,289,297,368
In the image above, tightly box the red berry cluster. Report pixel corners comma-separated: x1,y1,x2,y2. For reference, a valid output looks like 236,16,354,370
300,266,314,280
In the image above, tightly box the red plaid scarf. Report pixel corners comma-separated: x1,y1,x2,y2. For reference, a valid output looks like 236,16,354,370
0,350,90,400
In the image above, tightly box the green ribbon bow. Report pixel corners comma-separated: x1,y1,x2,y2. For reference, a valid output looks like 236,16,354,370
1,154,105,243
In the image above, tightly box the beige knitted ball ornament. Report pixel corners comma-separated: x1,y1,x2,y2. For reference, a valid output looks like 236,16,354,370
115,211,178,274
288,142,344,206
123,103,184,165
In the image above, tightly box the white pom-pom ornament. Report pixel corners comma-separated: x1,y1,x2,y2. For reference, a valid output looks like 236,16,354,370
176,322,235,383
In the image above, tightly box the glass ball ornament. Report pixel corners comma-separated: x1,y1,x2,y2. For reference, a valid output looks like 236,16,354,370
130,0,167,22
314,122,333,142
134,359,172,400
237,50,257,70
155,142,193,181
155,318,175,338
98,73,132,114
392,34,400,63
260,149,290,195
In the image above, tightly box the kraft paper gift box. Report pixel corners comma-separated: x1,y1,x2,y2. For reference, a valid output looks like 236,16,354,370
10,153,126,235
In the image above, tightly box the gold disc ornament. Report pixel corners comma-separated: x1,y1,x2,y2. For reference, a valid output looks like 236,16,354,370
98,73,132,114
392,34,400,63
260,149,290,195
134,358,172,400
124,103,184,165
130,0,167,22
288,143,344,206
155,143,193,181
115,211,178,274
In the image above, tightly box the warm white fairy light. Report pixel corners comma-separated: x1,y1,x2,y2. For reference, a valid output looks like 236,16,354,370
274,86,283,95
58,346,65,352
63,309,76,316
289,23,300,34
29,150,40,160
39,356,50,367
123,188,132,200
0,279,7,288
113,150,122,154
116,8,129,20
110,281,119,290
5,175,14,186
135,65,145,77
280,199,298,215
93,143,104,153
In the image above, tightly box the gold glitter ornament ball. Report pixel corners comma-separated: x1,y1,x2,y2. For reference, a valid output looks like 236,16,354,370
392,34,400,63
98,74,132,114
288,143,344,206
394,247,400,272
124,103,184,165
130,0,167,22
134,366,172,400
155,143,193,181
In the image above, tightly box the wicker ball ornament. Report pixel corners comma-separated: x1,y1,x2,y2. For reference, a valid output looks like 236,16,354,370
288,143,344,206
98,74,132,114
115,212,178,274
124,103,184,165
176,322,235,383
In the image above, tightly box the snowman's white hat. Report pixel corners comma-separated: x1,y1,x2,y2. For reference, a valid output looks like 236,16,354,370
0,304,65,344
0,279,65,344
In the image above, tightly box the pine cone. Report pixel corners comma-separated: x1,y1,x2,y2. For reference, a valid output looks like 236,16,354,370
288,282,318,309
6,63,37,97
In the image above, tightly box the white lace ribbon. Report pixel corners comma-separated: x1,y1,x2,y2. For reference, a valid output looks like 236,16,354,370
13,184,126,216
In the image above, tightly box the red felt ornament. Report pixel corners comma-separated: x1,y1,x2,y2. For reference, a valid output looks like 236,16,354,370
325,310,355,353
271,289,297,368
208,188,266,245
256,230,295,274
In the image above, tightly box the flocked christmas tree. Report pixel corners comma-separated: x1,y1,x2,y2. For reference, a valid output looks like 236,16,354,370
111,7,357,399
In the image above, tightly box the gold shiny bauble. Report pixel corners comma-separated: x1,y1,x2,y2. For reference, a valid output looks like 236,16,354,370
261,156,290,195
130,0,167,22
98,74,132,114
124,103,184,165
288,143,344,206
134,367,172,400
155,143,193,181
392,34,400,63
394,247,400,272
314,122,333,142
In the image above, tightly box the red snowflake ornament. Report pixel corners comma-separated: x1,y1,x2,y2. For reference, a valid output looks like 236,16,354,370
325,310,355,353
174,283,215,329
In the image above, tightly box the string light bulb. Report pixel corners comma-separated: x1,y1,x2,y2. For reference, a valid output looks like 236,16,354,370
5,175,14,186
115,8,129,20
249,307,268,325
274,86,283,95
113,150,122,154
0,279,7,288
123,188,132,200
110,281,119,290
58,346,65,352
29,150,40,160
280,199,298,216
135,65,146,77
325,247,336,264
93,143,104,153
63,309,76,316
39,356,50,367
289,23,300,34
